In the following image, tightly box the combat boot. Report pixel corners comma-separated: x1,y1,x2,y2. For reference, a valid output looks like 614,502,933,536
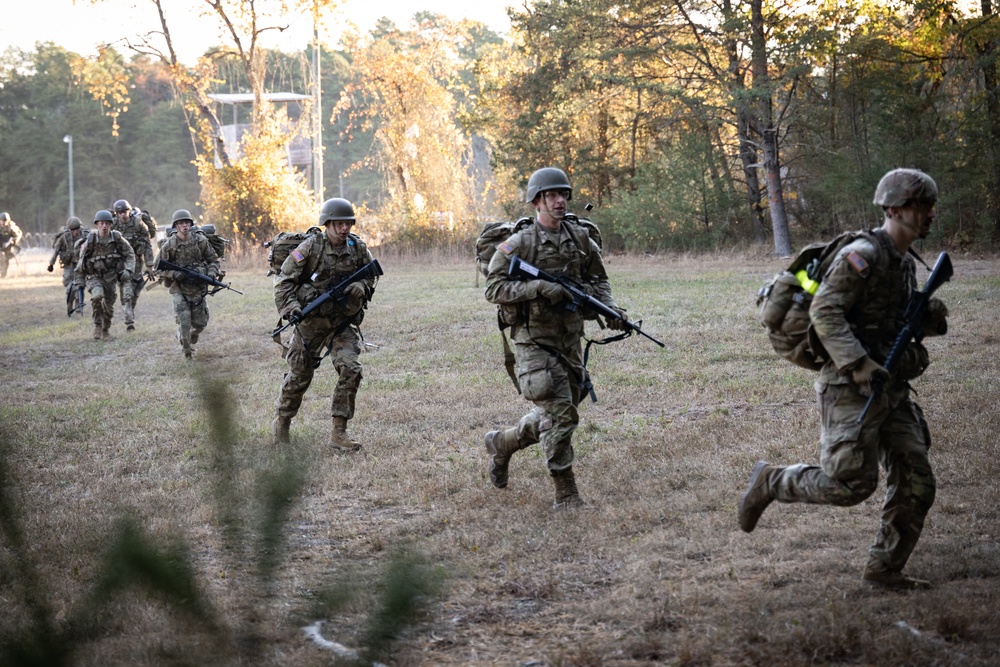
485,429,519,489
551,467,583,509
101,325,113,342
738,461,776,533
330,417,362,453
272,415,291,445
191,328,202,344
92,324,102,341
863,561,932,591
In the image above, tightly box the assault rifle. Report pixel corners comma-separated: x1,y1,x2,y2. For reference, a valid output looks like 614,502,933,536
68,285,85,317
155,258,244,296
273,259,383,336
508,255,665,348
857,251,954,424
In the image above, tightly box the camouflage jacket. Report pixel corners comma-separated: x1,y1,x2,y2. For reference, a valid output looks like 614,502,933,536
484,218,617,350
810,228,945,387
274,232,375,328
113,211,154,270
50,229,87,267
75,230,135,282
155,232,220,295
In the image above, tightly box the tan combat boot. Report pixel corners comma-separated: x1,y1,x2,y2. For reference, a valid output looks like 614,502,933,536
551,467,583,509
738,461,776,533
272,415,291,445
862,560,932,590
330,416,362,453
484,429,518,489
101,325,113,341
92,324,103,341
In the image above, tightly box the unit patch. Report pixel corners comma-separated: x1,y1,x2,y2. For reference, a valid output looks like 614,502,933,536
845,251,869,274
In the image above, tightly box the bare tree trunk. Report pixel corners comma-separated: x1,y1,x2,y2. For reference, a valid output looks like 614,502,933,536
750,0,792,255
982,0,1000,243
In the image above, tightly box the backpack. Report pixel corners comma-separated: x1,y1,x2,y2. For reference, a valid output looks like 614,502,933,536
474,214,603,285
263,227,322,276
756,230,875,371
204,232,228,259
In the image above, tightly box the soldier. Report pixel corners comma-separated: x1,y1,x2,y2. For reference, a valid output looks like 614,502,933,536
75,210,136,341
0,211,24,278
154,210,220,360
483,167,627,509
738,168,949,590
48,217,89,315
272,198,377,452
111,199,156,331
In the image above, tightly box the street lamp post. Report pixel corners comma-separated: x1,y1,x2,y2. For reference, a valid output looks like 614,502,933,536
63,134,74,218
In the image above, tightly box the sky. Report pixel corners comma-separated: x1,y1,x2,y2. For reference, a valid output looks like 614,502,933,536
1,0,515,65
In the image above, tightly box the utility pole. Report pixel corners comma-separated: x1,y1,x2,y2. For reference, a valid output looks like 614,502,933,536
63,134,75,218
312,2,324,204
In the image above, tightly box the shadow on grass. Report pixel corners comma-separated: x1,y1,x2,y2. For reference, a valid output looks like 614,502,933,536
0,370,445,666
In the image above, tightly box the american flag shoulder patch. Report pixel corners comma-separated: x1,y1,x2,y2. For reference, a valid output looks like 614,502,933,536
846,251,868,274
291,249,305,263
498,241,515,256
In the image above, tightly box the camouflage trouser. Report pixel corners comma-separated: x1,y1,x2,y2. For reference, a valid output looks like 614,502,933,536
86,274,118,329
171,289,210,352
276,318,362,420
118,275,142,325
61,265,75,291
0,250,10,277
769,381,936,573
505,341,584,473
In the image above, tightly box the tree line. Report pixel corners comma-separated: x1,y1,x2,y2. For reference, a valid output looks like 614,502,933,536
1,0,997,253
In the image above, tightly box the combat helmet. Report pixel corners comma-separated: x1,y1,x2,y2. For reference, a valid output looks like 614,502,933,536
171,209,194,227
112,199,131,214
525,167,573,203
873,169,938,208
67,217,82,230
319,198,356,225
0,212,10,222
94,210,114,223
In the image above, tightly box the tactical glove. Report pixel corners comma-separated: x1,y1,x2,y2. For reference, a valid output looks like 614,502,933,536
284,305,303,322
47,264,54,272
850,356,888,395
344,282,366,310
535,280,568,305
607,306,629,331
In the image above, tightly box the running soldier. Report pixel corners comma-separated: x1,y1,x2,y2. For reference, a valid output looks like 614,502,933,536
272,198,377,452
154,210,220,359
75,210,136,341
48,216,89,315
0,212,23,278
483,167,627,509
738,168,949,590
111,199,156,331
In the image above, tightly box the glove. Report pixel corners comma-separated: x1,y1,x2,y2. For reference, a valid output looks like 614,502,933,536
284,305,303,323
47,264,54,272
345,282,366,300
535,281,568,305
850,356,888,395
146,268,156,280
607,306,629,331
923,297,948,336
896,343,930,381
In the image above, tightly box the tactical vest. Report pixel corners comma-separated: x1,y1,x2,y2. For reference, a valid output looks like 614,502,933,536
115,214,149,253
84,231,127,275
293,233,369,321
844,229,915,364
163,233,211,275
55,231,77,265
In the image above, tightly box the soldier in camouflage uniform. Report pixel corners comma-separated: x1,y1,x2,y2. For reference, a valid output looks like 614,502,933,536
738,168,949,590
154,210,220,360
272,198,377,452
112,199,156,331
0,212,23,278
483,168,627,509
75,210,136,341
48,217,89,315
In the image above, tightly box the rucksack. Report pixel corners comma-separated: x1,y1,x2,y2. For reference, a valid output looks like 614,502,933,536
474,214,603,285
756,230,875,371
263,227,322,276
204,232,228,259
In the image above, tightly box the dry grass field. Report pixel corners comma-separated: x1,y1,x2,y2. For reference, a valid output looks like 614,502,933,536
1,246,998,666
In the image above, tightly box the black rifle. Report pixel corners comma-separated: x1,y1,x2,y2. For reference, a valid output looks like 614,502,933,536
857,251,954,424
273,259,383,336
156,258,244,295
68,285,85,317
508,255,665,348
